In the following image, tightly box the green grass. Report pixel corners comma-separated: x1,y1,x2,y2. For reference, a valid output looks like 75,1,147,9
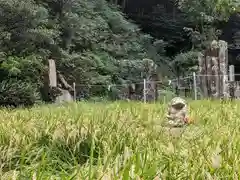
0,100,240,179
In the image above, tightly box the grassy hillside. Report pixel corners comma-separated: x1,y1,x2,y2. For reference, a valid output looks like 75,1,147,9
0,100,239,179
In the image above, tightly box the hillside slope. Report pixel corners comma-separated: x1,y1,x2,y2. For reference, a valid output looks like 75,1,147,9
0,0,168,106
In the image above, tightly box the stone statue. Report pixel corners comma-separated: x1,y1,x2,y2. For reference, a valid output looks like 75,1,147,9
166,97,190,127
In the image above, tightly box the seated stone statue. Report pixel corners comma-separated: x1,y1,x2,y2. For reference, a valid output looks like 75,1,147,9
165,97,191,127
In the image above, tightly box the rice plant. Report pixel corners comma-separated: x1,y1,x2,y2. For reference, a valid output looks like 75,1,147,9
0,100,239,179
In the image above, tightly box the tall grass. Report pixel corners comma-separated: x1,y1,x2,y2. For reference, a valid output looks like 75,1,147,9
0,100,239,179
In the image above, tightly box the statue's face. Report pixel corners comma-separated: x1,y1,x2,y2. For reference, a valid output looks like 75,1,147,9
171,103,185,110
168,98,187,120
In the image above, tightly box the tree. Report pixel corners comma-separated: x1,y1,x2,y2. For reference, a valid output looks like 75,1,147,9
0,0,168,106
169,0,240,77
177,0,239,49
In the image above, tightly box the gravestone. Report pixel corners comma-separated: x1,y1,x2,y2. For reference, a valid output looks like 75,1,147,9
198,40,229,99
47,59,74,103
142,58,158,102
48,59,57,87
55,89,73,103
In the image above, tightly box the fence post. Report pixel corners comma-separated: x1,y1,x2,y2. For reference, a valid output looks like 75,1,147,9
193,72,197,100
143,79,146,103
229,65,235,99
73,82,76,101
229,65,235,81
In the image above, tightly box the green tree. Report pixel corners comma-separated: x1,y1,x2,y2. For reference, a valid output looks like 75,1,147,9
0,0,168,106
170,0,239,77
177,0,239,49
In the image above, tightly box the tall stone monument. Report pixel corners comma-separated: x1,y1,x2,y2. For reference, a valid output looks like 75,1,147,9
47,59,74,103
198,40,229,98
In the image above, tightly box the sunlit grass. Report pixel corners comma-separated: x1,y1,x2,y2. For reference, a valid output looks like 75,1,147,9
0,100,239,179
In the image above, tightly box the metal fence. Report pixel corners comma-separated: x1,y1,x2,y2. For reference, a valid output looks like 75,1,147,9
156,73,240,101
71,78,196,103
70,73,240,103
167,73,240,101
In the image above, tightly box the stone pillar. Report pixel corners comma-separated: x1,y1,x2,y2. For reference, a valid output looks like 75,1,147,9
198,52,208,97
212,57,219,97
48,59,57,87
218,40,229,98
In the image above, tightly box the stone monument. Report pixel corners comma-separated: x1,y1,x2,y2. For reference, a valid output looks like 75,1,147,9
165,97,189,127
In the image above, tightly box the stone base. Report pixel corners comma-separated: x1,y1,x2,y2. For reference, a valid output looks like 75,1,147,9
162,119,187,128
162,127,186,137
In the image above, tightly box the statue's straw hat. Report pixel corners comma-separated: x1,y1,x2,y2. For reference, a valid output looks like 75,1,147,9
170,97,186,109
170,97,186,105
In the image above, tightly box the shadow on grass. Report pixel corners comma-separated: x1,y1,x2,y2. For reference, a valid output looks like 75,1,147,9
1,133,103,174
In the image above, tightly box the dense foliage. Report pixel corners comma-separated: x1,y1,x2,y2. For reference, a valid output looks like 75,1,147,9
0,0,168,106
0,0,239,106
119,0,239,76
174,0,239,75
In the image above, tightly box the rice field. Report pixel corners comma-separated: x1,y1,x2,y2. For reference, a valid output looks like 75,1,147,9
0,100,240,179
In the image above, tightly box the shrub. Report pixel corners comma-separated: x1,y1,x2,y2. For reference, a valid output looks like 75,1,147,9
0,79,40,107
